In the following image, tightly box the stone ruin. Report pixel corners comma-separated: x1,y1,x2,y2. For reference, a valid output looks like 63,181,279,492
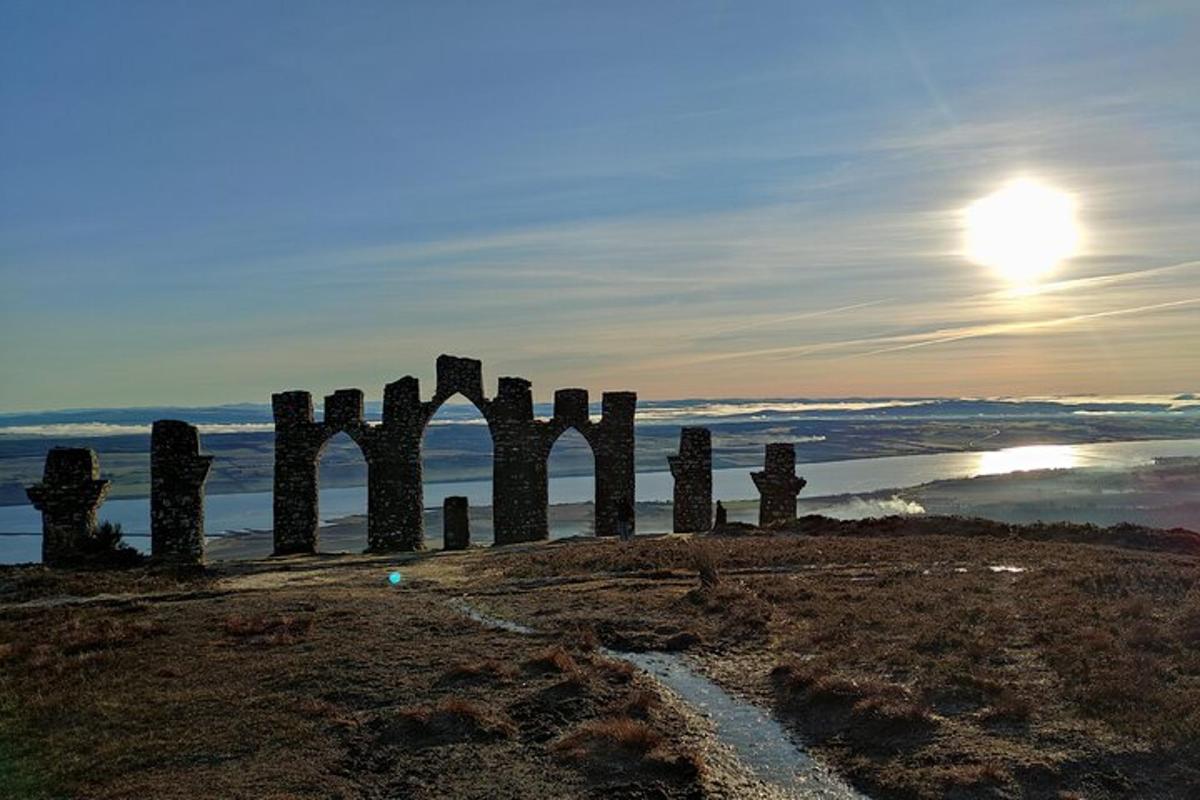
26,448,112,566
668,427,712,532
443,496,470,551
272,355,637,554
751,443,808,527
24,355,637,565
25,354,823,566
26,421,216,568
151,420,214,565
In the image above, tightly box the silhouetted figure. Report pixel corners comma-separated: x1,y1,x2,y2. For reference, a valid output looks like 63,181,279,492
617,500,635,541
714,500,727,529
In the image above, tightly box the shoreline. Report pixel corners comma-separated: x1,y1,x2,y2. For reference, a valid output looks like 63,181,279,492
4,430,1199,508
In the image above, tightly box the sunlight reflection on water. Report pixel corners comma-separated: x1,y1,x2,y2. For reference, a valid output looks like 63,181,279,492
975,444,1078,475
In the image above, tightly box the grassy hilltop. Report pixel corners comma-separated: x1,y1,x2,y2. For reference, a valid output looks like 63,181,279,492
2,517,1199,799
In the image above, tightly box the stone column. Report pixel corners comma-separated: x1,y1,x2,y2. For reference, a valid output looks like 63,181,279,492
750,443,807,527
272,391,320,555
151,420,214,565
26,448,111,566
443,496,470,550
668,427,712,533
594,392,637,537
382,376,427,551
492,377,548,545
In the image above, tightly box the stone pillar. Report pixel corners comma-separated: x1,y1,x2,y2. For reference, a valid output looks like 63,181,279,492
272,391,320,555
443,496,470,550
668,427,711,533
715,500,728,528
594,392,637,537
751,443,807,527
492,377,546,545
151,420,213,565
26,448,111,566
382,376,427,551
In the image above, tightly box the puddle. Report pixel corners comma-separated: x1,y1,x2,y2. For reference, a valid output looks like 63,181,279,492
452,597,866,799
988,565,1026,573
450,599,538,635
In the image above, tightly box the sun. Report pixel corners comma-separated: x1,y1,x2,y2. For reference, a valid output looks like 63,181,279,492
963,178,1081,285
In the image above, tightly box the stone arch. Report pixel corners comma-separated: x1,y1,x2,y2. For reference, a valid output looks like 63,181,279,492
271,354,637,554
420,387,495,543
546,422,598,536
545,388,637,538
272,388,385,555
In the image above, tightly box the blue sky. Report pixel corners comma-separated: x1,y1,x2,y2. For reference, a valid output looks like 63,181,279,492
1,1,1197,410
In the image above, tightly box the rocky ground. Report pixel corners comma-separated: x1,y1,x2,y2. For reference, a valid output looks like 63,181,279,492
2,516,1199,799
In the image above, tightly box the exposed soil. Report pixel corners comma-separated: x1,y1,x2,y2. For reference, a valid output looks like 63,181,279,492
3,515,1199,799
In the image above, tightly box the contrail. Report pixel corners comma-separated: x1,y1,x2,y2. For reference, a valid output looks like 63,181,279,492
698,299,890,338
853,297,1200,358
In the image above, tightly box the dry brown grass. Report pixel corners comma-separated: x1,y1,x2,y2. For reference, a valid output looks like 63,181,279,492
554,716,662,757
606,688,659,719
481,525,1200,797
438,658,517,684
388,696,517,742
525,644,580,674
552,717,704,780
221,613,312,645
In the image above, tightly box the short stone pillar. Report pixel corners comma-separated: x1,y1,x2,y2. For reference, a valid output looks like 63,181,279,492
151,420,214,565
26,448,111,566
443,496,470,551
750,443,807,527
668,427,712,533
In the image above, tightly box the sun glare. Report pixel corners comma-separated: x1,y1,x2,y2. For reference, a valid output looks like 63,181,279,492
976,444,1078,476
963,178,1081,286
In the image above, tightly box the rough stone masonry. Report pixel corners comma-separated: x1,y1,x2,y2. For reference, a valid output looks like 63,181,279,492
26,448,112,566
668,427,712,532
272,354,637,554
751,443,807,527
443,496,470,551
151,420,214,565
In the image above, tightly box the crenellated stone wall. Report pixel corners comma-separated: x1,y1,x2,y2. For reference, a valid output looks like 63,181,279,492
271,355,638,553
150,420,213,565
668,427,712,533
26,448,111,566
751,443,807,527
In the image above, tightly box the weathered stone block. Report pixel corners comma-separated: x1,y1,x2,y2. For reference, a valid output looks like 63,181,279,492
436,354,484,403
383,376,421,426
151,420,213,565
496,377,533,420
272,391,314,427
601,391,637,422
553,388,589,426
324,389,364,429
594,392,637,537
669,427,712,533
26,447,111,566
751,443,807,527
443,496,470,550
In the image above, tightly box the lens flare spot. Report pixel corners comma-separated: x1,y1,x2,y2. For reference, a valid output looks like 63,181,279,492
388,571,402,585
